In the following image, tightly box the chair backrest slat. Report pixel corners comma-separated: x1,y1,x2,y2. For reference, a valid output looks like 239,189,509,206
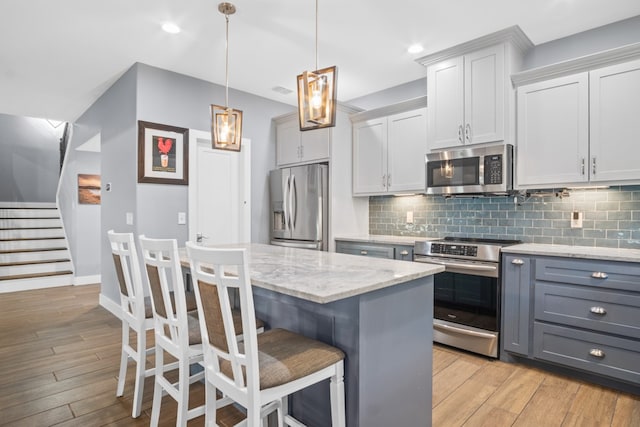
107,230,146,320
139,236,190,348
186,242,260,393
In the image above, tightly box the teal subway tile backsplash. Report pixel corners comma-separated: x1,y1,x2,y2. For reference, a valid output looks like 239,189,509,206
369,186,640,249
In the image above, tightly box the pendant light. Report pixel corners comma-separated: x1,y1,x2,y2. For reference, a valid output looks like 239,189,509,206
297,0,337,131
212,2,243,151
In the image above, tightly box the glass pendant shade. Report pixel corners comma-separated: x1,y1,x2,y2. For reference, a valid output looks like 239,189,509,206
297,65,337,131
211,104,242,151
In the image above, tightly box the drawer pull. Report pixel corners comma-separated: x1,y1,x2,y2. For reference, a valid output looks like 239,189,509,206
400,250,409,256
591,272,608,279
589,306,607,315
589,348,605,358
511,259,525,265
360,250,368,255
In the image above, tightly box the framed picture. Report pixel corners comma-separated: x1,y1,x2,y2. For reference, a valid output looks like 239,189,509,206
78,174,101,205
137,121,189,185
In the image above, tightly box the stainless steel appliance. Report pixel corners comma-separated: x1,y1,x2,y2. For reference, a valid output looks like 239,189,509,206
269,163,328,250
414,237,520,358
425,144,513,195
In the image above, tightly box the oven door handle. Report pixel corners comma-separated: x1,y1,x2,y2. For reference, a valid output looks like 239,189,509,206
416,258,497,273
434,321,497,339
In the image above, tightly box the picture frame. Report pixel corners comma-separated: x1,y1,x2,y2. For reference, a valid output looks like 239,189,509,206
78,174,101,205
137,121,189,185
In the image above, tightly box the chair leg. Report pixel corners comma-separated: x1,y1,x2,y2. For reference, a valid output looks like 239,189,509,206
150,346,164,427
330,363,346,427
131,327,146,418
116,322,129,397
205,378,217,427
176,358,190,427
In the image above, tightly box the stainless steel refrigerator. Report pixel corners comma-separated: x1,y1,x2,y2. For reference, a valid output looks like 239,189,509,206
269,163,328,250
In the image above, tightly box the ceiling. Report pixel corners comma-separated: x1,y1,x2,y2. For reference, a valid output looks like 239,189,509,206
1,0,640,122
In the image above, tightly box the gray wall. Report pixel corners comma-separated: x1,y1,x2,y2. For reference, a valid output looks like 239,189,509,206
524,15,640,69
346,80,427,111
78,63,293,304
0,113,63,202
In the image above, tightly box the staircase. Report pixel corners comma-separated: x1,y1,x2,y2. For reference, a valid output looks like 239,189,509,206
0,202,74,293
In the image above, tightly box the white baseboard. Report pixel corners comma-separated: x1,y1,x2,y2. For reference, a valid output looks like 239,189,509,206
0,274,74,294
99,293,122,319
74,274,101,286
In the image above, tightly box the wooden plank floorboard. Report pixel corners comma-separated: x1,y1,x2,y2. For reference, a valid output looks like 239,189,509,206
0,285,638,426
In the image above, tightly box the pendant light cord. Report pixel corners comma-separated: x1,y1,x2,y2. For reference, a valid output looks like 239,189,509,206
314,0,318,71
225,13,230,108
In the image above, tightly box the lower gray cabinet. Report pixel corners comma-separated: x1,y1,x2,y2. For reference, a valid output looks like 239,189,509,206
501,255,532,356
501,253,640,388
335,240,413,261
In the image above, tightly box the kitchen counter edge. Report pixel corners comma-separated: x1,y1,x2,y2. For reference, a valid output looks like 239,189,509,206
501,243,640,263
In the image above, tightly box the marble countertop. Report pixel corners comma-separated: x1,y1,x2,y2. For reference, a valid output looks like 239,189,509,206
335,234,429,246
180,243,443,304
502,243,640,263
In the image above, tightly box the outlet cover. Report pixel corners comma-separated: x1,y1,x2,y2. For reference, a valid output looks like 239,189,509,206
125,212,134,225
571,211,583,228
406,211,414,224
178,212,187,225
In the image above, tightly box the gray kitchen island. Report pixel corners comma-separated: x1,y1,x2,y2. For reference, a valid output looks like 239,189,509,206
180,243,443,427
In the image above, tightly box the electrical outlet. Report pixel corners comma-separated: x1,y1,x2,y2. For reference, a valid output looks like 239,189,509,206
125,212,133,225
571,211,583,228
178,212,186,225
406,211,414,224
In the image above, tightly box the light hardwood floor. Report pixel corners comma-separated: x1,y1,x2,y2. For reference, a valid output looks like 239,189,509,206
1,284,638,426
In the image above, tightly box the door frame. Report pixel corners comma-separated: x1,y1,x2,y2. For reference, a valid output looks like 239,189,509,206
187,129,251,244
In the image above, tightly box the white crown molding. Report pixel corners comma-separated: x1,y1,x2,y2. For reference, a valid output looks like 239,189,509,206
512,42,640,87
415,26,534,68
349,96,428,123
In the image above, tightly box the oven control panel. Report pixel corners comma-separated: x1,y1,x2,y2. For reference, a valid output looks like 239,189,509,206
430,243,477,257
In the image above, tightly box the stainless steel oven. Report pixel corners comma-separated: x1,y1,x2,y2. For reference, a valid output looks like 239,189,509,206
414,237,520,358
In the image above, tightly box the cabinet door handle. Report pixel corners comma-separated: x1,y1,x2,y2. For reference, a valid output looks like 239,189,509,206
592,157,596,175
382,174,387,188
360,250,368,256
589,306,607,315
589,348,605,358
581,158,585,175
387,174,391,188
591,272,608,279
400,250,409,256
465,123,471,144
458,125,463,144
511,258,525,265
300,145,304,158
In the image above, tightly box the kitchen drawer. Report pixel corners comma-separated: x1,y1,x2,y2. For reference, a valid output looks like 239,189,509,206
336,241,395,259
535,257,640,292
534,282,640,339
533,322,640,385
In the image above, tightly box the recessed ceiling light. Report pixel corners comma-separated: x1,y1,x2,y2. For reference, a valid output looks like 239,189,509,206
408,44,424,54
162,22,181,34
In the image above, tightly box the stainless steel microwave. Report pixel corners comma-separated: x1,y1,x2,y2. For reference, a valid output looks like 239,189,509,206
425,144,513,195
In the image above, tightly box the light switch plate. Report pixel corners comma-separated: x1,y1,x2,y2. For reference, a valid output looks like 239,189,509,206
406,211,414,224
571,211,583,228
126,212,134,225
178,212,186,225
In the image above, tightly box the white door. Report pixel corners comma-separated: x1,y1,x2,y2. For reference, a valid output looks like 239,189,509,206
427,56,464,150
387,108,428,193
465,44,504,145
590,58,640,183
352,117,387,195
516,73,589,188
188,129,251,245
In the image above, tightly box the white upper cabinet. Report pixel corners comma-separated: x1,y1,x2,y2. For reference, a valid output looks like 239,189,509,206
427,44,506,150
352,103,427,196
516,73,589,187
276,118,329,167
590,58,640,183
513,45,640,188
418,27,532,152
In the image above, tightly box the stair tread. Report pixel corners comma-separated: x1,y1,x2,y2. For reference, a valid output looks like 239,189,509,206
0,237,65,242
0,247,68,254
0,258,71,267
0,270,73,281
